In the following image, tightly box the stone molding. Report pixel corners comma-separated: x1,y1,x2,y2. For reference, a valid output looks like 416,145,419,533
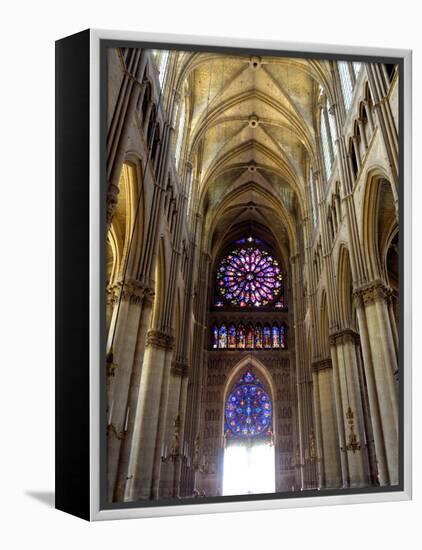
311,357,332,373
107,278,154,307
329,328,360,347
147,329,175,350
170,359,189,376
106,182,120,227
353,280,393,307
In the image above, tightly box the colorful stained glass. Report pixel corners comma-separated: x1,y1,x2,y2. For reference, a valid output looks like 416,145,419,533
212,324,219,349
255,323,263,349
246,323,254,348
263,324,271,348
219,324,228,349
275,296,287,310
216,239,282,307
272,324,280,348
280,324,286,349
237,324,245,348
225,370,272,438
228,323,236,349
212,321,288,350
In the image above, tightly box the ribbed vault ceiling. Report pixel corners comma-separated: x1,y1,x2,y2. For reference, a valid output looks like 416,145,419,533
173,52,332,257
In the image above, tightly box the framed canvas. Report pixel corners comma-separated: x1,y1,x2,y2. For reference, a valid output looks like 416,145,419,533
55,29,412,521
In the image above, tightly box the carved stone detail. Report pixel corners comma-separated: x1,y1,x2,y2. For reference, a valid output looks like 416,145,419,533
329,329,360,347
106,183,120,227
147,329,175,350
107,278,154,306
171,360,188,376
353,280,392,307
311,357,332,373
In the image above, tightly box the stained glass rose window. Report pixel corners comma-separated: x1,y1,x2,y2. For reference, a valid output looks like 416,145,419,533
216,239,282,307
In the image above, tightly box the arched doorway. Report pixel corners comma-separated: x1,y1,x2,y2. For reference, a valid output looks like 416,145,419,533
222,369,275,495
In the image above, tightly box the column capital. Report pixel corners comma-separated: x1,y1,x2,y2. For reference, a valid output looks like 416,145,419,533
311,357,332,373
147,329,175,350
170,359,188,376
353,280,392,307
108,278,154,307
329,328,360,347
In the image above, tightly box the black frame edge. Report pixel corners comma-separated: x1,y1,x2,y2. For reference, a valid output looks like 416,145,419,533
55,28,91,521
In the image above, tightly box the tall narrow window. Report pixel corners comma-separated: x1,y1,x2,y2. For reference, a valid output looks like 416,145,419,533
272,324,280,349
263,324,271,349
175,98,186,168
157,50,169,88
246,323,254,349
219,323,228,349
237,324,245,349
228,323,237,349
212,324,218,349
338,61,354,111
309,166,318,226
280,324,286,349
255,323,263,349
320,110,332,179
353,62,362,80
186,169,194,217
327,97,337,147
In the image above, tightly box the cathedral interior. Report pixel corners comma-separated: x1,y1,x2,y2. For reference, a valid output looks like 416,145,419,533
105,46,399,503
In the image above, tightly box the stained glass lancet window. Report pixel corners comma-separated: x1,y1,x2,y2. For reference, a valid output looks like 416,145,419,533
225,370,273,439
216,237,283,307
212,324,218,349
263,324,271,349
228,323,236,349
255,324,263,349
210,321,287,350
237,324,245,349
246,323,254,349
219,324,227,349
280,324,286,349
272,324,280,348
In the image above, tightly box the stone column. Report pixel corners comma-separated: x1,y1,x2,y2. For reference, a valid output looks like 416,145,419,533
111,287,155,502
311,369,324,489
150,344,176,499
330,344,349,486
106,279,146,501
388,295,399,363
353,291,389,485
157,361,186,498
312,359,342,488
332,330,369,487
355,282,399,484
174,369,190,497
290,253,318,490
124,329,175,500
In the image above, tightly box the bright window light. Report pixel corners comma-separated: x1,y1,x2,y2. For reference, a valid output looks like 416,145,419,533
223,443,275,496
